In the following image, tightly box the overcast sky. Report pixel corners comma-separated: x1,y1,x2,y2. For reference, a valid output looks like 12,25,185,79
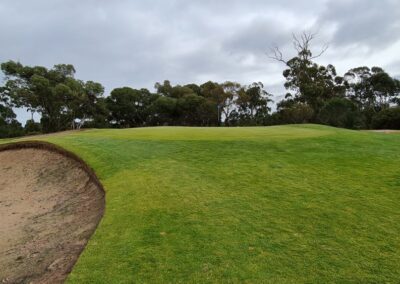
1,0,399,123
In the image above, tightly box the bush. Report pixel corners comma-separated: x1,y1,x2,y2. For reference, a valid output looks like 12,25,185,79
278,103,314,124
0,105,24,138
24,119,42,135
318,98,364,129
371,107,400,129
0,120,24,138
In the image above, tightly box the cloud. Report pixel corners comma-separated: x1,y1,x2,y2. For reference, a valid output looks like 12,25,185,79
0,0,398,123
316,0,400,51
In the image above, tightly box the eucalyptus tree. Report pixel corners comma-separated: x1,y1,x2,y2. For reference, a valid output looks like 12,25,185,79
236,82,272,124
344,67,400,110
344,67,400,127
1,61,105,132
107,87,156,127
269,32,345,118
0,86,23,137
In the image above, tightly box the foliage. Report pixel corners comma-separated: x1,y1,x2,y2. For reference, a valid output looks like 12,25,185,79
317,97,364,129
344,67,400,127
1,53,399,136
0,61,105,133
151,80,271,126
277,102,314,124
371,107,400,129
0,105,23,138
233,82,272,125
344,67,400,109
106,87,156,127
272,33,345,117
283,61,344,114
176,93,214,126
150,95,178,125
0,89,23,138
270,33,399,129
24,119,42,135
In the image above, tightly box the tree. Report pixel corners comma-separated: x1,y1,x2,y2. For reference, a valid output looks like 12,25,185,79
0,88,23,137
176,94,216,126
343,67,400,128
1,61,105,132
270,32,345,118
317,97,363,129
153,81,219,126
24,119,42,134
200,81,243,126
220,81,242,125
184,83,202,96
177,94,204,125
236,82,272,125
344,67,400,117
154,80,173,97
371,107,400,130
107,87,155,127
277,102,314,124
72,81,106,129
0,107,23,138
200,81,225,125
150,95,177,125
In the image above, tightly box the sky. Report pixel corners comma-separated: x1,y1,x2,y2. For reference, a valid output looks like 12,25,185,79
1,0,399,123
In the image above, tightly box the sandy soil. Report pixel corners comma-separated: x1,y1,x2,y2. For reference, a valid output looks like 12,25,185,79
0,147,104,283
368,129,400,134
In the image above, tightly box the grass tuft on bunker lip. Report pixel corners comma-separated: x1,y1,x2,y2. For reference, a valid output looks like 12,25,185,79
2,124,400,283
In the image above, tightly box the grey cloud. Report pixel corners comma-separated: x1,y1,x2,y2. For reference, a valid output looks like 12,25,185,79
0,0,399,124
222,18,290,54
316,0,400,51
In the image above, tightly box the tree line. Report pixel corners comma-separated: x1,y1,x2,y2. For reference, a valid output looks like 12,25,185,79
1,33,399,137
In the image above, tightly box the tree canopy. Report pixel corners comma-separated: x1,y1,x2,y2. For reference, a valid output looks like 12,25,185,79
1,61,105,133
1,32,400,137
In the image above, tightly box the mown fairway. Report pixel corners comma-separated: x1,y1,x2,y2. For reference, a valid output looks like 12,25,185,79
3,125,400,283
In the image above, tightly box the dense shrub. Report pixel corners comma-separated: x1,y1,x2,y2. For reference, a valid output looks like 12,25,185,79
371,107,400,129
318,98,364,129
0,105,24,138
24,119,42,135
0,121,24,138
278,103,314,124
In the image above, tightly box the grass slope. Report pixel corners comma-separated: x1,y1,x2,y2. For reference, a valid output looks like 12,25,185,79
3,124,400,283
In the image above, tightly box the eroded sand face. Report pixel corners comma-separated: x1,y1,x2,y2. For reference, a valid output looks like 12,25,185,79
0,148,104,283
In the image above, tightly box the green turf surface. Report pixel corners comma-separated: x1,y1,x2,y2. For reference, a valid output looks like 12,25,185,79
3,125,400,283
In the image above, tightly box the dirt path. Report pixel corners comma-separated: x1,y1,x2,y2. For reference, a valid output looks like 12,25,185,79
0,146,104,283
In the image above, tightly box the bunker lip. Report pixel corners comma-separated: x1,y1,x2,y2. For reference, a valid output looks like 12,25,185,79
367,129,400,134
0,140,105,193
0,141,105,283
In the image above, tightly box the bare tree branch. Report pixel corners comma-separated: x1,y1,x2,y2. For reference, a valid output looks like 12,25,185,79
292,33,303,53
310,43,329,59
267,45,287,64
268,31,329,65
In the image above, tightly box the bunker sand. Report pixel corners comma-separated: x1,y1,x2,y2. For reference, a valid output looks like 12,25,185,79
0,146,104,283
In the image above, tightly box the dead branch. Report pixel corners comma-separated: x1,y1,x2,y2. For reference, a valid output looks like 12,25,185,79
268,31,328,64
267,45,287,64
310,43,329,59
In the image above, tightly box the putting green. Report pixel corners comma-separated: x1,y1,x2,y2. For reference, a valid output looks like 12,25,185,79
2,124,400,283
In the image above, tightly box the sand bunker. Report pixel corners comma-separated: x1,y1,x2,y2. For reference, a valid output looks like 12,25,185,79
369,129,400,134
0,143,105,283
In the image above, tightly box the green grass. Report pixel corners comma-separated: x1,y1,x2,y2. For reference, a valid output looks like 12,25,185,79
3,124,400,283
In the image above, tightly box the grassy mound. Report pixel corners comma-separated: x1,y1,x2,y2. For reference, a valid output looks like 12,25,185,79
2,124,400,283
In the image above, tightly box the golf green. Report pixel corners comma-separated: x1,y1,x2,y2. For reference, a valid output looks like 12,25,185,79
2,124,400,283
